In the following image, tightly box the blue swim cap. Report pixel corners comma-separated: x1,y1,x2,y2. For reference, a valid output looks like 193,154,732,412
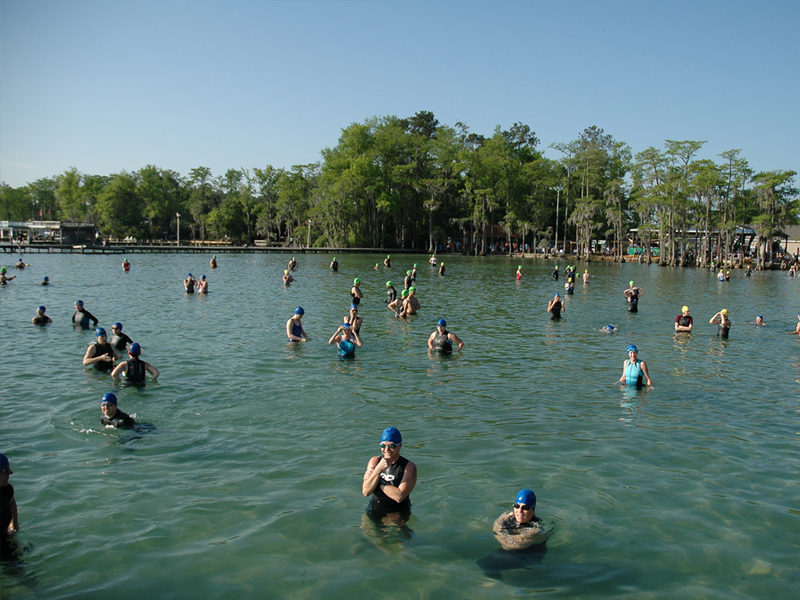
758,315,763,319
438,318,446,326
295,307,304,315
43,276,49,282
75,299,84,306
381,427,402,444
38,305,46,312
200,275,206,280
113,322,122,329
101,392,117,405
343,322,351,329
187,273,192,277
129,342,141,356
627,344,638,353
554,292,560,297
515,489,537,509
95,327,106,337
604,325,614,331
0,453,9,472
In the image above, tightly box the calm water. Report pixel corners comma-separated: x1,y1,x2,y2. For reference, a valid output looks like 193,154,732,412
1,252,799,599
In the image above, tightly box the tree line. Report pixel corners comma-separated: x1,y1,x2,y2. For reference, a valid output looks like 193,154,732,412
1,111,797,267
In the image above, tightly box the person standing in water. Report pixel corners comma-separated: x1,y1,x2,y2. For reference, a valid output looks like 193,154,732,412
0,452,20,556
83,327,116,371
616,344,653,388
385,281,397,305
345,304,362,333
197,275,209,294
184,273,196,293
73,300,99,329
0,268,15,285
675,306,693,333
438,262,445,276
328,322,362,358
709,309,732,338
282,270,294,286
31,305,52,325
384,255,392,268
329,257,339,272
552,265,559,281
350,278,363,306
515,266,522,281
547,293,564,320
286,307,309,342
111,342,160,383
362,427,416,526
624,281,643,313
427,319,464,354
210,255,218,269
110,322,134,350
288,257,298,271
583,270,590,284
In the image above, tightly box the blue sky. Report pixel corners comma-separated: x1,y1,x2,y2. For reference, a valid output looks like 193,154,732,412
1,0,798,188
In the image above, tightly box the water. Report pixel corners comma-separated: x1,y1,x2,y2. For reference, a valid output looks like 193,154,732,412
1,253,799,599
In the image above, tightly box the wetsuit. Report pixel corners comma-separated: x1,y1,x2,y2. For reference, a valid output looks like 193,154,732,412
338,339,356,358
124,357,147,383
91,341,115,371
73,309,98,329
552,269,559,281
289,260,297,271
549,300,562,320
350,287,362,306
111,332,134,350
565,284,574,295
185,279,195,293
330,260,338,272
624,359,644,388
32,315,51,325
676,315,693,329
432,330,453,354
384,258,392,268
627,289,639,313
100,408,135,429
385,286,397,304
497,513,543,533
717,323,730,339
404,275,413,290
438,265,445,275
367,456,411,518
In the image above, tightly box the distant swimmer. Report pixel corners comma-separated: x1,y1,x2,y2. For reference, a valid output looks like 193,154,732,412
0,268,16,285
384,255,392,268
709,308,731,338
83,327,116,371
0,452,20,542
411,264,418,280
552,266,559,281
385,281,397,305
122,257,130,271
111,342,159,383
564,277,574,294
350,278,363,306
755,315,767,327
616,344,653,389
787,313,800,335
73,300,99,329
362,427,416,527
288,257,298,271
329,256,339,272
374,263,380,271
547,293,564,320
492,489,553,551
99,393,135,429
283,270,294,286
429,254,437,267
197,275,209,294
675,306,693,333
31,305,52,326
725,270,731,282
717,270,725,282
286,307,309,342
210,255,218,269
407,287,420,314
15,258,26,269
516,265,522,281
404,270,413,290
583,270,590,284
110,322,134,351
601,324,618,333
41,276,50,286
438,262,445,276
388,289,408,318
745,266,752,278
427,318,464,354
345,304,362,333
184,273,196,293
328,322,362,358
624,280,643,313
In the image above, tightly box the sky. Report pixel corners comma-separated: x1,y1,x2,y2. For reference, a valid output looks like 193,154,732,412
1,0,798,188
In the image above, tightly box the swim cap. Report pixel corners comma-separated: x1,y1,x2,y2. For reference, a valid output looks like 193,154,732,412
43,276,49,282
292,257,295,260
129,342,141,356
401,289,409,297
386,281,393,287
75,299,84,306
188,273,192,277
758,315,764,319
554,293,559,297
438,318,446,326
441,262,444,265
515,489,536,509
721,309,728,315
95,327,107,337
0,453,10,473
629,281,634,286
350,304,357,310
101,392,117,405
353,278,360,284
604,325,614,331
627,344,638,353
407,270,412,275
413,263,417,268
682,306,689,313
0,268,5,274
381,427,402,444
343,322,351,329
38,305,46,312
333,257,337,261
585,270,588,273
518,265,522,269
284,270,289,275
568,278,573,283
295,307,305,315
113,322,122,329
213,255,216,258
201,275,206,280
409,286,416,292
387,255,391,258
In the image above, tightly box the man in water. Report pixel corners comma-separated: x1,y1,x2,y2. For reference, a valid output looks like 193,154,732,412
405,287,420,314
552,265,559,281
547,293,564,320
210,255,218,269
583,269,590,284
675,305,693,332
31,305,52,325
404,270,413,290
329,256,338,272
100,392,135,429
110,322,133,351
709,309,732,338
427,319,464,354
73,300,99,329
616,344,653,388
288,257,298,271
492,489,552,551
624,281,643,313
385,281,397,305
388,289,408,318
111,342,159,383
41,276,50,285
83,327,116,371
15,257,26,269
411,264,418,280
122,257,130,271
384,255,392,268
438,261,445,276
184,273,196,293
0,268,16,285
328,322,362,358
286,307,309,342
429,254,437,267
0,452,20,560
362,427,416,527
755,315,766,327
350,278,363,305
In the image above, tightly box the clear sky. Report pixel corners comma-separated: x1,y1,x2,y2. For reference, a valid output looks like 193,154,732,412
1,0,798,188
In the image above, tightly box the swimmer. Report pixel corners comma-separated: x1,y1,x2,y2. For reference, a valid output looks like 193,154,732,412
210,255,218,269
184,273,196,293
427,319,464,354
385,281,397,305
0,268,16,285
755,315,767,327
624,280,643,313
31,305,52,325
350,278,363,306
438,261,445,276
564,277,574,294
329,256,339,272
717,270,725,282
111,342,159,382
197,274,209,294
675,305,693,332
411,264,418,280
282,270,294,286
515,265,522,281
709,309,732,338
616,344,653,388
362,427,416,527
404,270,413,290
345,304,362,333
384,255,392,268
407,286,420,313
374,263,380,271
547,293,564,320
83,327,116,371
601,324,618,333
388,289,408,318
583,269,590,284
41,276,50,286
328,322,362,358
725,270,731,282
745,266,752,278
0,452,20,540
73,300,99,329
288,256,298,271
787,313,800,335
121,257,130,271
492,489,552,551
286,307,309,342
110,322,134,350
429,254,437,267
99,392,135,429
552,265,559,281
15,257,26,269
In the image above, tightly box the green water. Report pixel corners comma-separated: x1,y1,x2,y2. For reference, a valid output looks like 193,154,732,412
1,253,798,599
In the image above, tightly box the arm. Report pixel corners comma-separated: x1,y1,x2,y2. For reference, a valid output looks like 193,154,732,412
449,333,464,351
111,361,125,380
616,360,628,384
709,313,721,324
351,331,362,347
7,496,18,534
362,456,386,497
85,310,99,326
145,362,160,380
83,345,112,366
640,360,653,387
427,332,436,349
380,461,416,503
328,328,343,344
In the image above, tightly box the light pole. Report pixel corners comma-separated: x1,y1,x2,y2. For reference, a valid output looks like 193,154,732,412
176,213,181,246
307,219,311,248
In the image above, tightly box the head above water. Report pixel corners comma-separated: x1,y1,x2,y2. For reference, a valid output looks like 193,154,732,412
113,322,122,330
437,318,446,327
408,286,416,293
0,453,11,474
95,327,107,337
75,299,84,307
101,392,117,405
386,281,393,287
129,342,141,356
295,307,305,315
43,276,49,282
381,427,402,444
681,306,690,314
401,289,409,297
353,278,360,285
721,308,728,315
629,280,634,287
38,305,46,312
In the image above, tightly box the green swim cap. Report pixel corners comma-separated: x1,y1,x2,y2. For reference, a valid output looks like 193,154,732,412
409,286,416,292
354,278,360,284
387,255,391,258
333,257,337,261
518,265,522,269
386,281,393,287
413,263,417,268
401,289,409,297
629,280,634,286
407,270,412,275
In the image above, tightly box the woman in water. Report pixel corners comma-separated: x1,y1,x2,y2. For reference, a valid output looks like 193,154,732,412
328,322,362,358
547,293,564,320
709,309,731,338
616,344,653,388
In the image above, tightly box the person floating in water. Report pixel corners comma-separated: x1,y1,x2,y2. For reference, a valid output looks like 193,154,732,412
350,278,363,306
547,293,564,320
110,322,133,351
427,318,464,354
73,300,99,329
283,270,294,286
329,256,338,272
286,307,309,342
288,257,298,271
0,452,20,560
616,344,653,388
328,322,362,358
197,275,209,294
624,281,643,313
709,309,731,338
384,255,392,268
31,305,52,325
210,255,218,269
362,427,416,527
675,306,693,333
111,342,159,383
515,265,522,281
385,281,397,305
492,489,553,551
0,268,16,285
83,327,116,371
99,392,135,429
41,276,50,286
122,257,130,271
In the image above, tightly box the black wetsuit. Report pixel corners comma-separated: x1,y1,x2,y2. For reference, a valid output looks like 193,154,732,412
432,330,453,354
73,309,98,329
92,342,115,371
0,485,14,536
404,275,413,290
676,315,693,329
368,456,411,517
552,269,559,281
549,300,563,320
111,332,134,351
627,289,639,313
185,279,195,293
32,315,51,325
350,287,362,306
101,408,135,429
717,323,730,339
330,260,338,272
124,357,147,383
385,286,397,304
